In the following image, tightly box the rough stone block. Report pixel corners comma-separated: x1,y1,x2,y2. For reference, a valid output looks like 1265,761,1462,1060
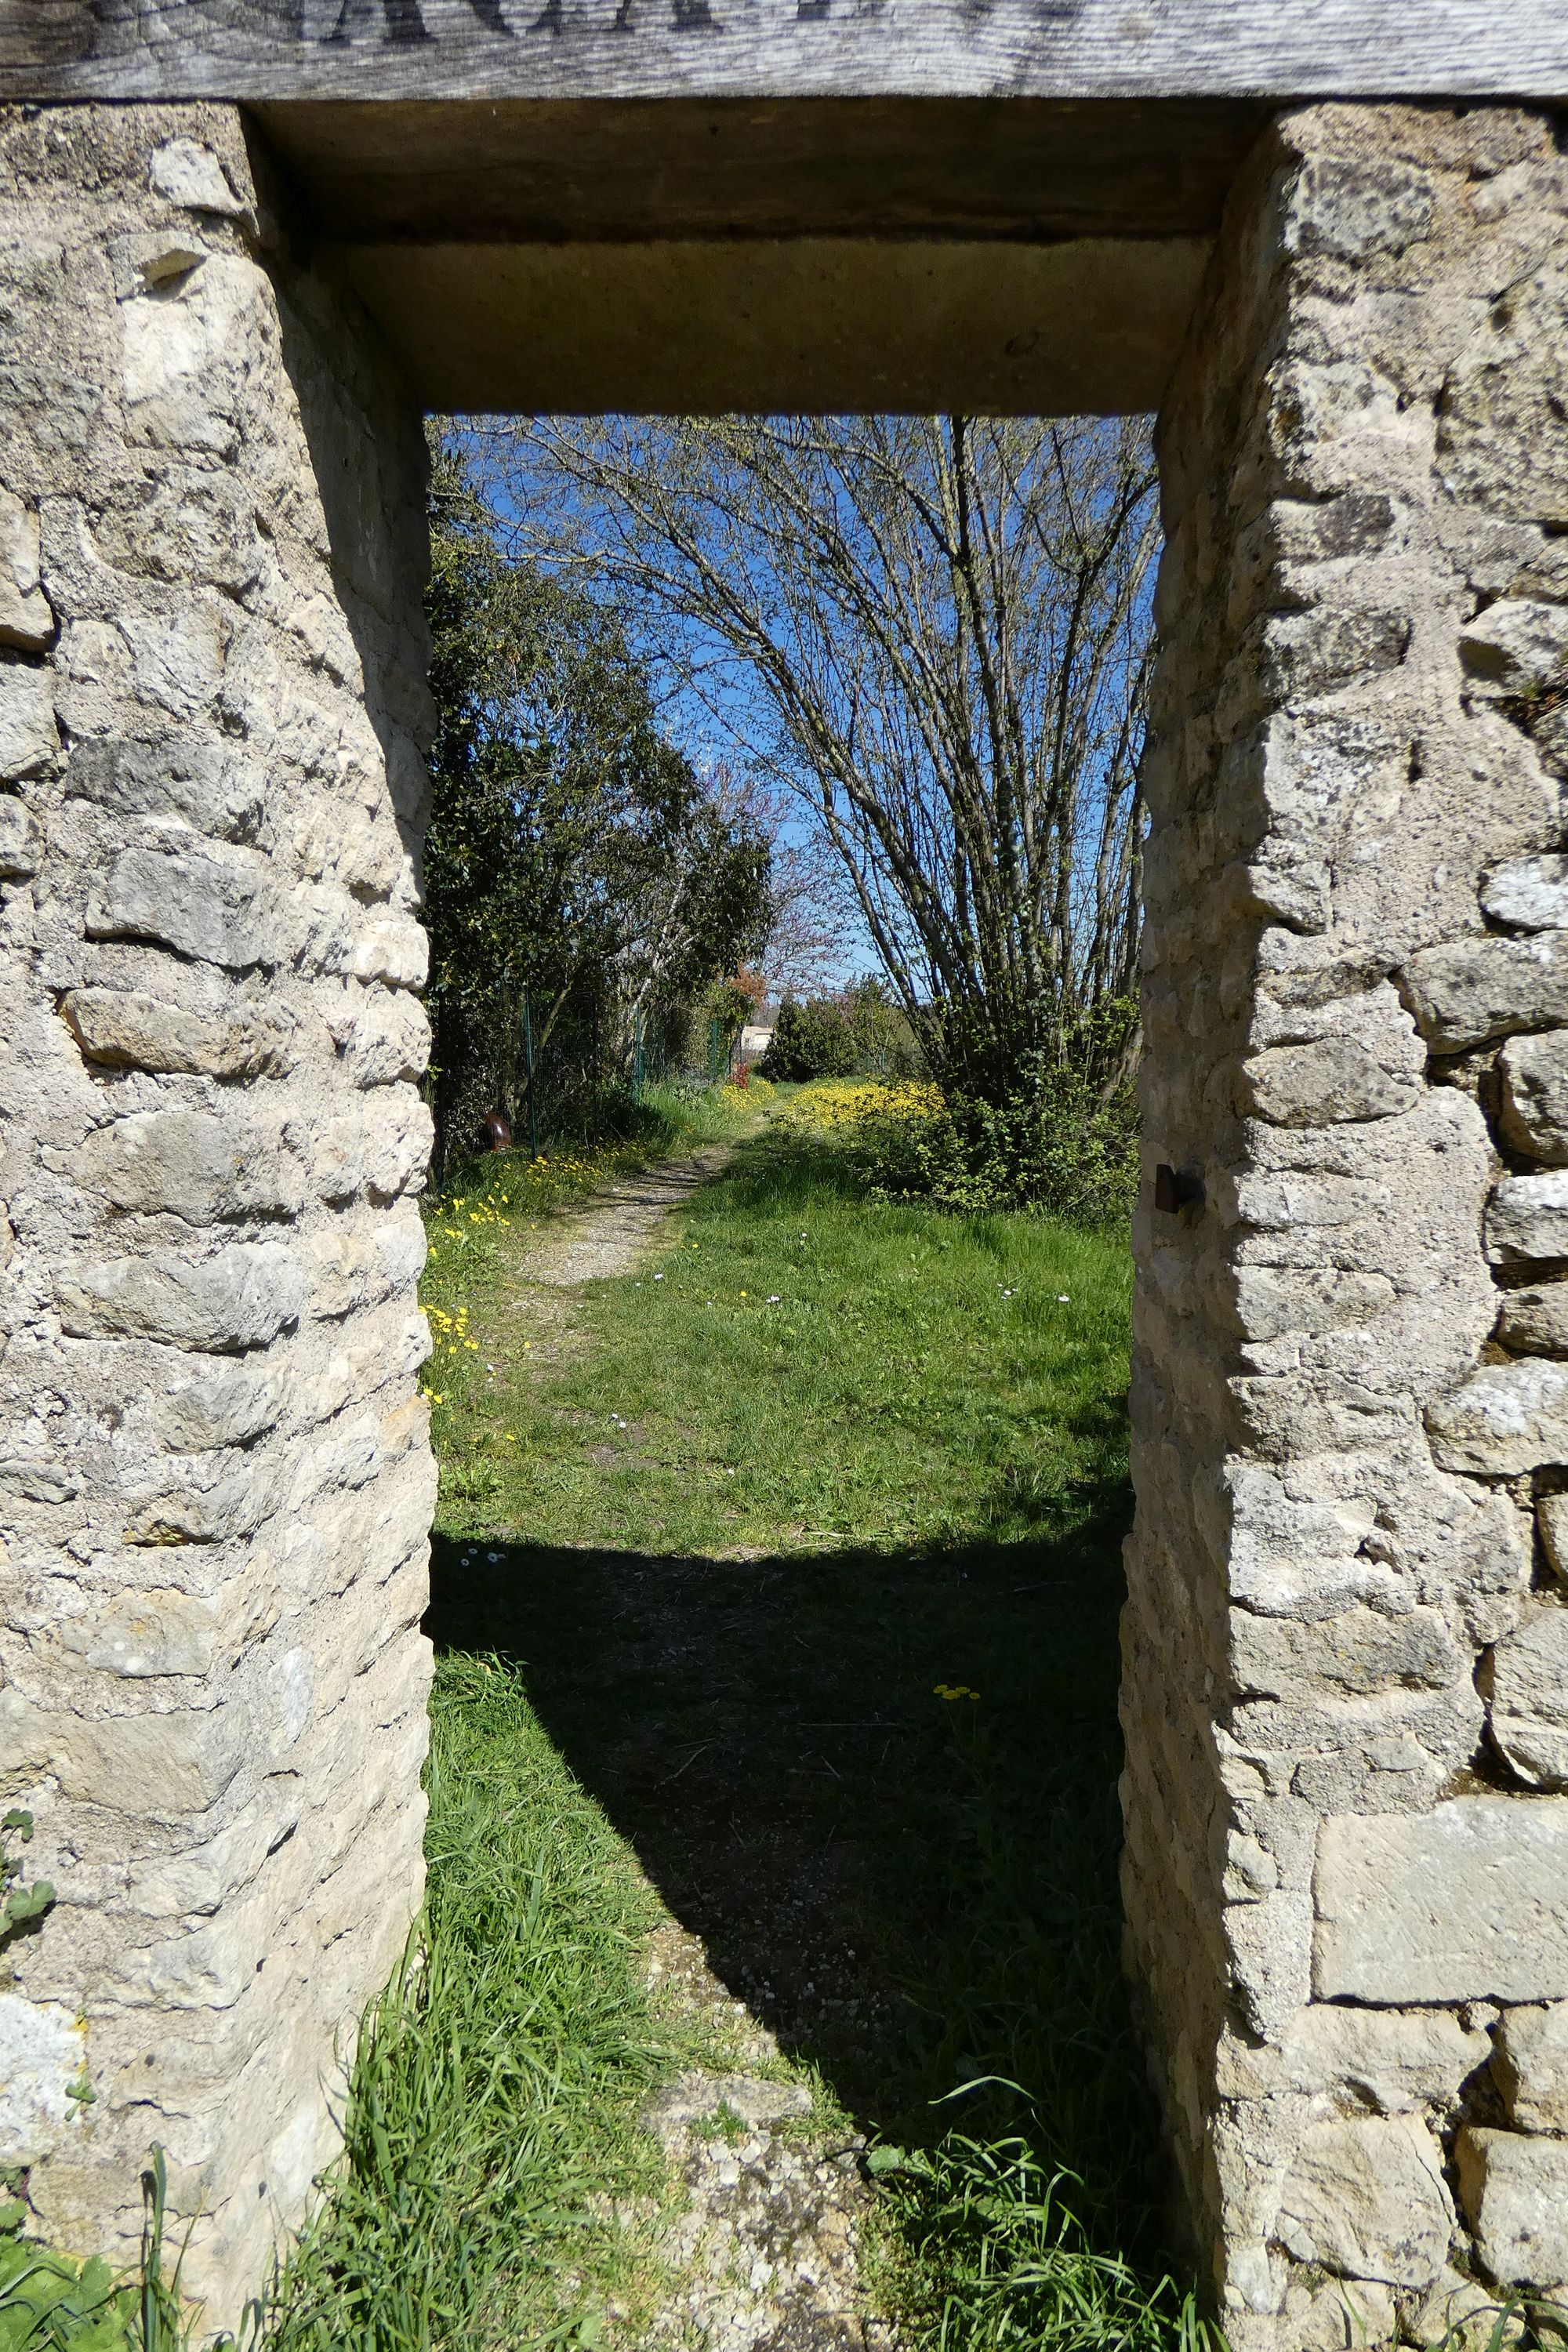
148,137,245,219
1284,154,1436,261
56,1243,306,1352
86,841,271,971
1460,600,1568,698
1230,1604,1461,1698
1315,1798,1568,2003
1486,1606,1568,1790
1483,856,1568,933
150,1359,289,1453
1495,2002,1568,2135
1427,1359,1568,1474
1401,933,1568,1053
0,491,53,650
1501,1031,1568,1164
0,792,40,878
1274,2115,1451,2287
1489,1172,1568,1265
1404,2267,1518,2351
60,986,295,1078
1497,1283,1568,1357
53,1589,227,1679
71,1109,300,1225
1541,1493,1568,1586
1456,2129,1568,2291
0,1995,87,2165
1239,1037,1421,1126
0,663,56,780
1216,2004,1489,2111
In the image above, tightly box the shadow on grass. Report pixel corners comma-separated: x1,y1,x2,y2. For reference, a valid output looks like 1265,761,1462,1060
425,1469,1176,2276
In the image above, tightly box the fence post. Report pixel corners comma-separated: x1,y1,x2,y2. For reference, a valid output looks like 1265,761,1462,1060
522,985,539,1160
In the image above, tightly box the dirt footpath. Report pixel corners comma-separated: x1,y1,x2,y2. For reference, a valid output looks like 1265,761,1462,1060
480,1142,897,2352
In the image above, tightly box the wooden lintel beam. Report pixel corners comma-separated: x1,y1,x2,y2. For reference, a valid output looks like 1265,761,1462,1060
0,0,1564,106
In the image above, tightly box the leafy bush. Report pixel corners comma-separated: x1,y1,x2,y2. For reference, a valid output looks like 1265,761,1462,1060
758,998,857,1082
780,1063,1137,1229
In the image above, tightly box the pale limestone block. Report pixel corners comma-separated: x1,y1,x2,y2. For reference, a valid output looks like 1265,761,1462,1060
0,491,52,650
1541,1492,1568,1584
128,1794,296,1922
1239,1037,1421,1126
149,1359,289,1453
1230,1605,1461,1699
0,1996,86,2164
1427,1359,1568,1474
325,985,432,1088
1315,1798,1568,2003
1283,154,1436,260
1275,2114,1451,2287
54,1704,251,1817
60,985,296,1079
119,1451,287,1547
119,254,273,458
1279,2275,1396,2351
1460,600,1568,697
1217,2004,1488,2113
64,733,260,840
358,1090,433,1200
1221,1170,1389,1230
149,138,245,218
1486,1606,1568,1790
1489,1171,1568,1265
122,606,228,721
0,663,56,780
1402,932,1568,1052
0,793,40,878
56,1243,306,1352
1483,855,1568,931
297,1200,426,1320
1496,2002,1568,2134
1225,1269,1396,1343
1500,1030,1568,1163
70,1109,301,1226
53,1590,227,1679
1225,1889,1313,2036
1456,2128,1568,2290
350,909,428,991
106,227,205,299
1497,1283,1568,1356
1405,2267,1519,2350
85,840,271,970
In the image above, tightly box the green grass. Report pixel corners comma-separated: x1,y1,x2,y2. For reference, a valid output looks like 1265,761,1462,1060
257,1664,702,2350
263,1090,1220,2350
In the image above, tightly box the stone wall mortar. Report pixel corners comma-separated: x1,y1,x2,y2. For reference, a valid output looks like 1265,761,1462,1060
0,103,434,2327
1130,101,1568,2350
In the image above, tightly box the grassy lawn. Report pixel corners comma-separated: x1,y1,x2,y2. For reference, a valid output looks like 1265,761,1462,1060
262,1086,1214,2352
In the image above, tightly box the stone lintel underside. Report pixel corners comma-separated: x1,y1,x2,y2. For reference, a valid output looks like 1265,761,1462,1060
0,101,435,2328
1126,99,1568,2350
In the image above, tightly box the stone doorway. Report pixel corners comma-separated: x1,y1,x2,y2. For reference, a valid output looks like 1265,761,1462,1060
1,73,1567,2351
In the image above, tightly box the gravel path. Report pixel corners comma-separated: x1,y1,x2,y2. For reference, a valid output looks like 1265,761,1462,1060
488,1141,893,2352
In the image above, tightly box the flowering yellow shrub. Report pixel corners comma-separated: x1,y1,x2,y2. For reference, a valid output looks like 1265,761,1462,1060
777,1079,942,1134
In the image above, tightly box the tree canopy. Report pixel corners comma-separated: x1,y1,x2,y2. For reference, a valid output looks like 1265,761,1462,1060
424,444,772,1160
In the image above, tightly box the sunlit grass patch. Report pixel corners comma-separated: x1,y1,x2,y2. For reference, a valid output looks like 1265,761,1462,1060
256,1660,696,2350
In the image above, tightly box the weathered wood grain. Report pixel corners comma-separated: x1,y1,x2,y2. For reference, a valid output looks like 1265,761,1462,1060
1,0,1564,103
254,96,1269,241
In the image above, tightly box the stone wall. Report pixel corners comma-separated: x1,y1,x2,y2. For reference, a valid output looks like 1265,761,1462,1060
0,103,435,2325
1127,102,1568,2350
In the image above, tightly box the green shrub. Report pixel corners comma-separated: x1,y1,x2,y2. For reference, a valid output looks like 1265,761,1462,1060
758,998,857,1082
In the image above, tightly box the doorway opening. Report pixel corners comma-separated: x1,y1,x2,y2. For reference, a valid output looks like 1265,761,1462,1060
258,406,1195,2350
